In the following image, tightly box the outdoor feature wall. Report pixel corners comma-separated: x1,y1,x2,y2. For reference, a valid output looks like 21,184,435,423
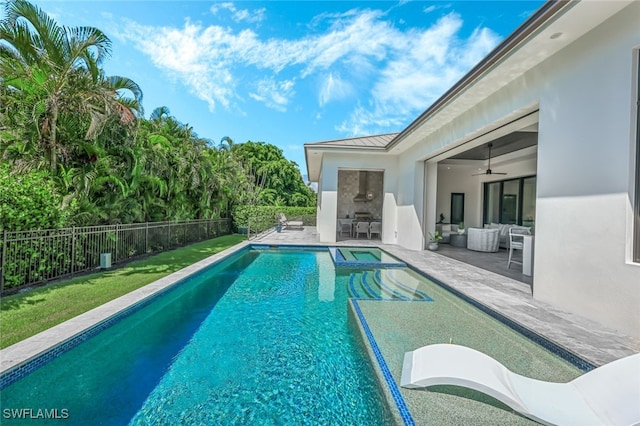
336,170,384,220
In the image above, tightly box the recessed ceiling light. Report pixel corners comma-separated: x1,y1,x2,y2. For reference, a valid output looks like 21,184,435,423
550,32,562,40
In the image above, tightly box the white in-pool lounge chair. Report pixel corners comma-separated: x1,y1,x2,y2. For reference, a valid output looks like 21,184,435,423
400,344,640,426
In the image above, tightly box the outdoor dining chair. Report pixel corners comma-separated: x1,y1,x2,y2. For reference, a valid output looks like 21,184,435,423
355,221,369,239
369,221,381,239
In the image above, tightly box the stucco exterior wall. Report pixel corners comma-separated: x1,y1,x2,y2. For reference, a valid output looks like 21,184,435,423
396,3,640,337
530,3,640,337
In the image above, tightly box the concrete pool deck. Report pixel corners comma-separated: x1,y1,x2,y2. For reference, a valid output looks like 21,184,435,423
2,227,638,424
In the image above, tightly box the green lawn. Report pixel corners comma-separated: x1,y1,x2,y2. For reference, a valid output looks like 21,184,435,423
0,234,246,349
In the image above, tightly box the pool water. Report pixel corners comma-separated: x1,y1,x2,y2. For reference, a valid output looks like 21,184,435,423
1,249,394,425
331,247,405,268
353,251,379,262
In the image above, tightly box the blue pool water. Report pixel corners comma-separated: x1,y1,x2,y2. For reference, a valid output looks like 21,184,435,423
1,248,394,425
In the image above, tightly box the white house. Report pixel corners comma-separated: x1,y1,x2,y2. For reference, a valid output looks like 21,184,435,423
305,0,640,338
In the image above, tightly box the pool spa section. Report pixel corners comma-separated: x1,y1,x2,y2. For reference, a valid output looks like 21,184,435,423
329,246,406,268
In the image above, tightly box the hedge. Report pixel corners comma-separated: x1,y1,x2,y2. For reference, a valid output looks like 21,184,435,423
231,205,316,229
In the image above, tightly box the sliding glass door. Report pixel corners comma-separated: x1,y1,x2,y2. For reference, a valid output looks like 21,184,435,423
483,176,536,229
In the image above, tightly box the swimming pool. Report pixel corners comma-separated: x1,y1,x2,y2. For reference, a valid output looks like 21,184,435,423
1,248,396,425
0,246,585,425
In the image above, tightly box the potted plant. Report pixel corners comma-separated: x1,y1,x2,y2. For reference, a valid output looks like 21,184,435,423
428,231,443,250
458,222,465,234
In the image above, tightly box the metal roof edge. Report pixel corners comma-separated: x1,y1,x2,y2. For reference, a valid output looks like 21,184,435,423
385,0,572,151
303,132,400,147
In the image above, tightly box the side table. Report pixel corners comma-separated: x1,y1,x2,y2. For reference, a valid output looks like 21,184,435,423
450,233,467,248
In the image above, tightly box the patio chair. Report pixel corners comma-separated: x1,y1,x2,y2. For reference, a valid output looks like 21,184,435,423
337,219,353,238
369,221,381,239
354,221,369,239
401,343,640,426
278,213,303,230
467,228,499,252
507,227,529,268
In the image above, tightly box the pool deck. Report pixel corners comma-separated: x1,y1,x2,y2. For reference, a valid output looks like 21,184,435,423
2,227,638,424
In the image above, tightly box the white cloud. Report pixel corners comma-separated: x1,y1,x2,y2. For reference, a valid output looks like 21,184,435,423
423,3,452,15
118,7,500,133
249,78,295,112
210,2,266,23
319,72,352,106
336,13,500,135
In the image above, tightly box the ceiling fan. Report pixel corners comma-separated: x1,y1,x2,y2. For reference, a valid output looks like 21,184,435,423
473,142,507,176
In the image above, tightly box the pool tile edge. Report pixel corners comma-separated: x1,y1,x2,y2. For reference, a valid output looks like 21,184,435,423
349,299,415,426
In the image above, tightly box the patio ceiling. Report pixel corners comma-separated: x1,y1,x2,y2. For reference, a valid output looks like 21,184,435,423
447,131,538,161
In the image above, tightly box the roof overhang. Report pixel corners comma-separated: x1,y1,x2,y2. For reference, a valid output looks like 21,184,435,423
387,0,634,155
304,0,635,182
304,133,397,181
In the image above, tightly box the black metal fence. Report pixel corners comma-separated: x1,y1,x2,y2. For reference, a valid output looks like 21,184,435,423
0,218,232,294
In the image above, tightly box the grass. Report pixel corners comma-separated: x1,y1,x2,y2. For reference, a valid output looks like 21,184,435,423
0,234,246,349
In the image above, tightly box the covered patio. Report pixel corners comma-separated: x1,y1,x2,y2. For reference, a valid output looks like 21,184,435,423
435,244,532,286
336,169,384,241
426,118,538,285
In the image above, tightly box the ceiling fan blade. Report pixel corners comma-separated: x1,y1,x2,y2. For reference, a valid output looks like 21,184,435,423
471,144,508,176
472,169,508,176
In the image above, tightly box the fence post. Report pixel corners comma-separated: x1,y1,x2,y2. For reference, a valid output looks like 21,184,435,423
145,222,149,253
167,222,171,248
115,223,120,262
1,230,6,294
71,226,76,276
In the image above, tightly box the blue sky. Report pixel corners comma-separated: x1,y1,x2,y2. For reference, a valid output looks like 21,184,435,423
33,1,544,173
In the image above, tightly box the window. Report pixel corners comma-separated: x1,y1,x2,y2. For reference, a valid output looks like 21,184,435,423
450,193,465,225
483,176,536,229
634,50,640,262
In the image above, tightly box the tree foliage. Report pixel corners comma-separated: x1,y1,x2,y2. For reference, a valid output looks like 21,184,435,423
0,0,314,231
0,164,74,231
231,141,316,207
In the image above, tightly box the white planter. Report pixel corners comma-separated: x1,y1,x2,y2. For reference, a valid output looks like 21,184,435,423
428,242,439,251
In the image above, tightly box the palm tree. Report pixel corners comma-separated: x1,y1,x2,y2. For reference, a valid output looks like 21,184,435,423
0,0,142,172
